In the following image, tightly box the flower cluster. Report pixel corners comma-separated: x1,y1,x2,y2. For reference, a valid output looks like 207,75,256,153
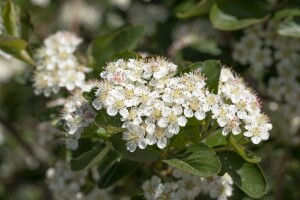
46,160,88,200
46,160,112,200
142,169,233,200
233,20,300,141
217,68,272,144
93,57,272,152
32,31,91,97
61,84,97,150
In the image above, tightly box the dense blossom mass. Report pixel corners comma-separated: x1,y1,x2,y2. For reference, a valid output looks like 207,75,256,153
32,31,91,96
142,169,233,200
61,83,97,150
93,57,272,152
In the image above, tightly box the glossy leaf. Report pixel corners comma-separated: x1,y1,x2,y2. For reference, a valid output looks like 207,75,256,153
89,25,144,67
2,0,19,36
201,60,221,94
170,117,201,149
218,151,267,198
216,0,269,19
176,0,216,19
110,134,161,162
98,155,141,189
228,135,261,163
210,4,269,31
71,144,105,171
95,109,123,128
205,130,228,147
163,143,221,177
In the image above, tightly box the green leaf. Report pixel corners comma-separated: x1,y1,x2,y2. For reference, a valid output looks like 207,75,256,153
176,61,204,75
110,133,161,162
205,130,228,147
110,50,142,61
201,60,221,94
216,0,269,19
89,25,144,67
95,109,123,129
71,144,105,171
228,135,261,163
218,151,267,198
0,34,27,51
278,17,300,38
98,156,141,189
2,0,19,36
274,8,300,20
176,0,216,19
210,4,269,31
170,117,201,149
163,143,221,177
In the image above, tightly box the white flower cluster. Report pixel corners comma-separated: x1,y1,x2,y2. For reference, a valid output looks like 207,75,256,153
46,160,112,200
142,169,233,200
218,68,272,144
61,85,97,150
33,31,91,97
46,160,88,200
93,58,272,152
233,20,300,138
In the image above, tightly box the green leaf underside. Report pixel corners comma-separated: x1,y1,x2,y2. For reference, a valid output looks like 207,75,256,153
210,4,269,31
229,135,261,163
110,134,161,162
90,25,144,67
163,143,221,177
278,18,300,38
218,151,267,198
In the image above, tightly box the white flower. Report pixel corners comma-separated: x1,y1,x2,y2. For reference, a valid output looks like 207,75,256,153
157,105,187,134
146,127,173,149
122,123,147,152
142,176,165,200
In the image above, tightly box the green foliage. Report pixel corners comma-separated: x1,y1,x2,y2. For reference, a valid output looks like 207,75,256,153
95,109,123,129
163,143,221,177
70,144,105,171
89,25,144,68
204,130,228,147
0,34,27,51
228,135,261,163
110,134,161,162
176,0,216,19
218,151,267,198
201,60,221,94
2,0,19,37
210,4,269,31
97,153,141,189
